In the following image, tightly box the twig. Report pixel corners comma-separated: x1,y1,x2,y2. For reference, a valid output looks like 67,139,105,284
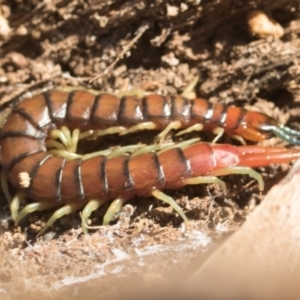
89,22,150,83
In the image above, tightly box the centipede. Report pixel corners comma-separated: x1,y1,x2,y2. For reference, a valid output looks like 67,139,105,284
1,89,300,235
2,89,300,147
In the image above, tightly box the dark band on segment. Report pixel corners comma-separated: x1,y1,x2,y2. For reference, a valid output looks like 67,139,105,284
54,158,66,201
100,156,109,194
176,147,192,177
43,91,54,122
123,155,133,190
90,93,102,123
153,152,165,185
65,91,76,121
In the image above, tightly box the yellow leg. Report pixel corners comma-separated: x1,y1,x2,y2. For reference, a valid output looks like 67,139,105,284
131,142,174,157
81,199,105,235
90,126,127,138
181,75,199,99
176,124,204,137
46,139,67,150
183,176,227,193
47,126,80,153
62,87,148,98
118,122,157,135
116,89,147,98
210,166,264,191
47,150,82,160
229,134,247,145
13,199,55,226
212,127,225,144
48,128,69,149
102,197,125,225
155,121,182,144
38,202,84,236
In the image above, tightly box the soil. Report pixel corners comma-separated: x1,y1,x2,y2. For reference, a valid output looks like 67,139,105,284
0,0,300,299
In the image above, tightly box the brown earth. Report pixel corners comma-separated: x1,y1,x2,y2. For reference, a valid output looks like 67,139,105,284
0,0,300,299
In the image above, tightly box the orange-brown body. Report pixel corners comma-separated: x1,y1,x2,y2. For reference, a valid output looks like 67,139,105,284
2,90,297,145
1,90,300,209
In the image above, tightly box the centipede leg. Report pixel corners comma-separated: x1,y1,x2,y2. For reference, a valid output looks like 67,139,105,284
47,126,80,153
183,176,227,193
176,124,204,137
181,75,199,99
89,126,127,138
47,127,69,149
10,191,26,223
151,189,188,223
102,197,125,225
81,199,105,235
210,166,264,191
38,202,84,236
155,121,183,144
212,128,225,143
229,134,246,145
13,199,56,226
118,122,157,136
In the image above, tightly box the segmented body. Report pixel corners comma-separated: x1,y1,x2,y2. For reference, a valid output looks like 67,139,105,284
1,89,300,234
1,89,299,148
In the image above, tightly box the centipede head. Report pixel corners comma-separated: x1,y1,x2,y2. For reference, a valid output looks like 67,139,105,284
240,111,300,145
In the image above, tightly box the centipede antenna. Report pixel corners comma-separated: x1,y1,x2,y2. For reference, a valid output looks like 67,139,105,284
273,126,300,146
279,124,300,137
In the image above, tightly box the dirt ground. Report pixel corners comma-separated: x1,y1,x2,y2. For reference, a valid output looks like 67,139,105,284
0,0,300,299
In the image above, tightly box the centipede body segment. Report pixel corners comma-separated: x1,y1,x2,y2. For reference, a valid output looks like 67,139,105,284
1,89,300,235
